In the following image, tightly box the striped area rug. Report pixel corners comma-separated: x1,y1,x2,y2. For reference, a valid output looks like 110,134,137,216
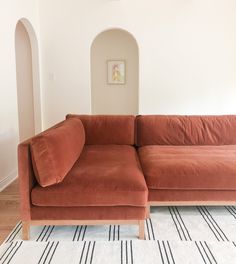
1,206,236,263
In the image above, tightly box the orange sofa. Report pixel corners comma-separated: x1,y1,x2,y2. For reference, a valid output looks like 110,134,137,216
18,114,236,239
18,115,148,240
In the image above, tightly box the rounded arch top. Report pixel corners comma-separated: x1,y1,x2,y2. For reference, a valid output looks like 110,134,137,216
90,27,139,52
15,17,38,46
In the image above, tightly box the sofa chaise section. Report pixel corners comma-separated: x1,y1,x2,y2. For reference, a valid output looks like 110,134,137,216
18,115,148,240
31,145,147,207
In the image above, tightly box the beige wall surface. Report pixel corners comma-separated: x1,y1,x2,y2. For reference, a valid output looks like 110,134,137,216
39,0,236,128
15,21,35,141
0,0,39,189
91,29,138,115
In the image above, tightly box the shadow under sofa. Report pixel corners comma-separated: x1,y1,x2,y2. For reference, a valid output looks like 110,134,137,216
18,115,148,240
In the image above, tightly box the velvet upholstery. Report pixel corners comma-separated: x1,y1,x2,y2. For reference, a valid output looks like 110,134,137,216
18,121,66,220
66,114,135,145
31,206,146,220
149,189,236,202
136,115,236,146
30,118,85,187
18,140,36,221
31,145,148,207
18,114,236,227
138,145,236,190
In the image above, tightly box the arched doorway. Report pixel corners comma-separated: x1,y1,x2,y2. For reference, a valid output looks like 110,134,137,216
91,29,139,115
15,18,41,141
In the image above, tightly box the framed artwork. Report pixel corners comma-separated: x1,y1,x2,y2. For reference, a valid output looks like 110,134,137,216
107,60,126,85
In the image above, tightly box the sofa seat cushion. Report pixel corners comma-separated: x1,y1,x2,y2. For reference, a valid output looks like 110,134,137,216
31,145,148,207
138,145,236,190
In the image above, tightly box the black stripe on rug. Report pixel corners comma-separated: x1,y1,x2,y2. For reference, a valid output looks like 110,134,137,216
203,241,217,264
73,226,79,241
75,226,87,241
36,226,47,242
118,225,120,241
157,240,165,264
113,226,116,241
1,241,19,264
167,241,175,264
145,219,151,240
79,240,95,264
47,241,59,264
45,226,55,242
109,225,119,241
4,241,23,264
195,240,218,264
145,219,155,240
42,241,55,264
90,241,96,264
41,226,52,242
5,222,22,243
108,225,111,241
82,226,87,241
121,241,123,264
130,241,134,264
37,242,50,264
149,218,156,240
201,207,229,242
84,241,91,264
168,207,183,240
120,240,133,264
225,206,236,221
195,241,208,264
77,226,84,241
197,207,221,241
0,242,14,262
38,241,55,264
173,207,192,241
79,241,87,264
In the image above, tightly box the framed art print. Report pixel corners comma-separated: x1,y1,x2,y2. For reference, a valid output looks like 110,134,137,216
107,60,126,85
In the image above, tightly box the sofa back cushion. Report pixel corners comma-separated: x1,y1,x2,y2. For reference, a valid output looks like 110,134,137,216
136,115,236,146
66,114,135,145
30,118,85,187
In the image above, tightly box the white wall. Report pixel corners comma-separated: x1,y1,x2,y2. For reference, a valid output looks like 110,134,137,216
91,29,139,115
0,0,40,190
39,0,236,128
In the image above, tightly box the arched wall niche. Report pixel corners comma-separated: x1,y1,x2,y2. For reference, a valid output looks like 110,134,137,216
90,28,139,115
15,18,42,141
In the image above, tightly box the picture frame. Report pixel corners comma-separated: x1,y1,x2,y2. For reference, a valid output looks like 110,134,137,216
107,60,126,85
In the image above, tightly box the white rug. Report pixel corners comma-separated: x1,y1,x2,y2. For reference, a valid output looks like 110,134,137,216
1,206,236,263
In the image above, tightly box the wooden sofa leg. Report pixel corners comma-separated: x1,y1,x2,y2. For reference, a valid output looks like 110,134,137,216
22,221,30,240
138,220,145,240
146,205,150,218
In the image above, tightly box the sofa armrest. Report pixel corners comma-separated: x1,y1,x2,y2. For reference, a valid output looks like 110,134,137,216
18,140,36,221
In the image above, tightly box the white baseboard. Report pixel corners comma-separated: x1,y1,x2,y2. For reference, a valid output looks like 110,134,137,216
0,170,17,192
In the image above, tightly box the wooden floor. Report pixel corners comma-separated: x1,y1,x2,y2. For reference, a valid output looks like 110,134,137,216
0,180,20,244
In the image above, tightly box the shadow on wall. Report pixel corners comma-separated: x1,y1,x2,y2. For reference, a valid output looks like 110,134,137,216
91,28,139,115
0,130,18,189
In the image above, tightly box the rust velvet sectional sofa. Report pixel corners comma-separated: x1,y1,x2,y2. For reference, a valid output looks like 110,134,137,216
18,114,236,240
